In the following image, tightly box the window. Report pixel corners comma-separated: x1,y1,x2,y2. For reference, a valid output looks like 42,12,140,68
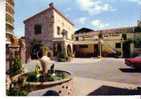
79,45,88,48
71,35,74,40
62,29,68,39
134,39,141,48
57,26,60,35
76,37,79,41
122,34,127,40
116,43,121,48
34,24,42,34
134,27,141,32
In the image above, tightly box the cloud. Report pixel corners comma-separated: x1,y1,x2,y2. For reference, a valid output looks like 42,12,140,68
91,20,109,29
127,0,141,5
76,0,116,15
65,8,71,12
78,17,87,24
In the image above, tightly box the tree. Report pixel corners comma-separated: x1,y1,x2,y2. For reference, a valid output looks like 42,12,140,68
10,56,22,76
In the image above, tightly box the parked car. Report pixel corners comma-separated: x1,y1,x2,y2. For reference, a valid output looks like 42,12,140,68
102,49,121,58
125,55,141,69
131,50,141,57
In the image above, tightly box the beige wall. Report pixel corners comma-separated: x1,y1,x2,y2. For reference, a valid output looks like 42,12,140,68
53,10,75,40
74,32,141,56
79,44,94,54
103,40,121,52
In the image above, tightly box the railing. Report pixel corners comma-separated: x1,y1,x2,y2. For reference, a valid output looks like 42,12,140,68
6,0,14,6
6,14,14,26
6,4,14,15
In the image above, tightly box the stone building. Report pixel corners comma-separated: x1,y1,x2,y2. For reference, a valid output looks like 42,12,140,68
24,3,75,61
74,21,141,58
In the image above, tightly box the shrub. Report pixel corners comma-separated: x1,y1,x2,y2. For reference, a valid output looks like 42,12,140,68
42,46,49,55
26,72,39,82
46,73,64,81
9,56,22,76
7,81,28,96
7,88,28,96
57,50,69,62
34,64,40,76
27,64,41,82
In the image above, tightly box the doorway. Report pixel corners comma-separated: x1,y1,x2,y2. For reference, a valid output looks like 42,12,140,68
122,42,131,58
31,44,42,59
94,44,99,57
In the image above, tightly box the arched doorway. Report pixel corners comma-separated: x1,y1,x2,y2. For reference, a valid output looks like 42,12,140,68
67,45,72,57
31,44,42,59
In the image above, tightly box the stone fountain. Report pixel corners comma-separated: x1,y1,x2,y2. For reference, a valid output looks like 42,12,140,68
16,49,74,96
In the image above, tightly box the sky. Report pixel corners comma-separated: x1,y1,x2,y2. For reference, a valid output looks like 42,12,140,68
14,0,141,37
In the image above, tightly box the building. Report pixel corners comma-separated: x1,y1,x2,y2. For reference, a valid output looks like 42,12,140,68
74,21,141,58
6,0,15,42
6,0,26,72
24,3,75,60
24,2,141,59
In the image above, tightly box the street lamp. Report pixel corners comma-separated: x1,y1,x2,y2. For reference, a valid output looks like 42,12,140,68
98,31,104,58
121,37,124,58
98,39,104,58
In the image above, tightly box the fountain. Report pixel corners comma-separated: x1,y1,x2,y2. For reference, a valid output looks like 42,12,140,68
12,48,74,96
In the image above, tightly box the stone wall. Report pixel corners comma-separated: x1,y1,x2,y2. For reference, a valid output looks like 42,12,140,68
24,4,75,61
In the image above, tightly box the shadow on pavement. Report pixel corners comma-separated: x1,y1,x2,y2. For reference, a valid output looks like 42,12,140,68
119,68,141,73
43,90,59,96
88,85,141,96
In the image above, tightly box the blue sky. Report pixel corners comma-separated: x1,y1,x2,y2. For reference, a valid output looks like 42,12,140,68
14,0,141,37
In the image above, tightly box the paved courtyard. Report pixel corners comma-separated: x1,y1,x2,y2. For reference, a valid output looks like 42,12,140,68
25,58,141,95
54,58,141,86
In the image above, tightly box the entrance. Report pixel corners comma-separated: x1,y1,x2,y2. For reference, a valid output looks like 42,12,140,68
67,45,72,57
31,44,42,59
122,42,131,58
94,44,99,57
53,43,62,56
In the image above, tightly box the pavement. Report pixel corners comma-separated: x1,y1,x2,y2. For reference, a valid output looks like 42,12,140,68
24,58,141,96
73,76,140,96
29,76,140,96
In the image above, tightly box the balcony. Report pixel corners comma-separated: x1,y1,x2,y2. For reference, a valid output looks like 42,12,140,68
6,23,14,34
6,4,14,15
6,14,14,27
6,0,14,6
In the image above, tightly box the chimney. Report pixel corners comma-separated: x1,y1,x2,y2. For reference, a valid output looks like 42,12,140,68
49,2,54,8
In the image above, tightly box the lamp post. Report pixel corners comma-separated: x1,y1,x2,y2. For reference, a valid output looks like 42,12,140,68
121,37,124,58
98,31,103,58
98,39,104,58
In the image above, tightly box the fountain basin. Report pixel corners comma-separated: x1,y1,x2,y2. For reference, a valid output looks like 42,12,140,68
23,70,74,96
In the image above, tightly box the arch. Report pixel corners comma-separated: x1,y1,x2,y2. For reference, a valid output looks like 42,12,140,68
30,44,42,59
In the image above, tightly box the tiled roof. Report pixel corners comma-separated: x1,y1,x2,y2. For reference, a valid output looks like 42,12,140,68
75,28,94,34
99,27,136,33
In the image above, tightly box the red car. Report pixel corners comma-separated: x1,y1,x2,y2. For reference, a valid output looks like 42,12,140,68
125,55,141,69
